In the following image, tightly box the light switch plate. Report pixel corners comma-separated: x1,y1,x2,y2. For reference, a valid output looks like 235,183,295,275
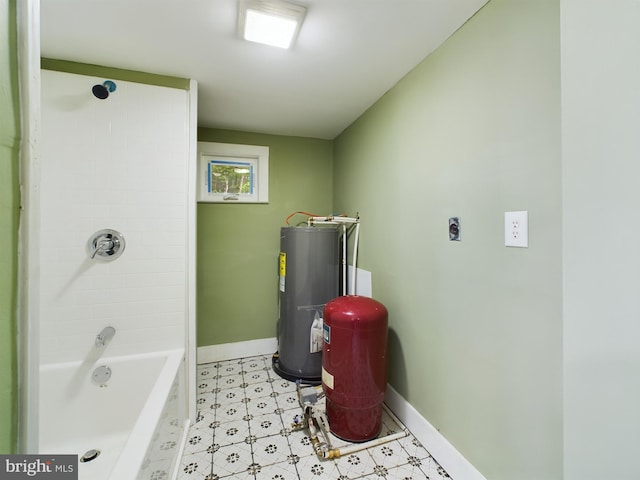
505,211,528,247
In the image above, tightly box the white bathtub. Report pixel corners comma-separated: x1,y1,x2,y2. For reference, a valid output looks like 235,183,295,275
39,349,187,480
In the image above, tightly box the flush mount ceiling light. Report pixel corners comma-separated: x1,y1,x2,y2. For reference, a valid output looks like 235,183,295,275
238,0,306,49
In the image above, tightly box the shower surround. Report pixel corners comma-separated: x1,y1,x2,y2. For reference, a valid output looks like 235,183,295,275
31,69,196,479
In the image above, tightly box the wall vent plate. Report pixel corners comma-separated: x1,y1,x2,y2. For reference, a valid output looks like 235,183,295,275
449,217,461,241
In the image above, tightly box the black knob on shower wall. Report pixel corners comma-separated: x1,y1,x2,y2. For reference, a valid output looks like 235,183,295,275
92,80,117,99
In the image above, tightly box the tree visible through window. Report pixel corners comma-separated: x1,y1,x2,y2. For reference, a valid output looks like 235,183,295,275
198,142,269,203
208,160,254,196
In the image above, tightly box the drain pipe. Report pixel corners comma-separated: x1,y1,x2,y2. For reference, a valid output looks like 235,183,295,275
350,221,360,295
342,224,347,296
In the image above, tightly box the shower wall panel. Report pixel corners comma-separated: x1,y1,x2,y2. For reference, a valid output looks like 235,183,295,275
40,69,190,364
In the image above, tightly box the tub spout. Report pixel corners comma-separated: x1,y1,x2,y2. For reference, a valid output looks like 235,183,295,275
95,326,116,348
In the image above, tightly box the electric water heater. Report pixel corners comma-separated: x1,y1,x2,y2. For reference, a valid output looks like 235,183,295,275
273,226,339,383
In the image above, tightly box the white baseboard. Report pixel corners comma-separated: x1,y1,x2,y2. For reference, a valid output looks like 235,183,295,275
385,385,486,480
197,337,278,364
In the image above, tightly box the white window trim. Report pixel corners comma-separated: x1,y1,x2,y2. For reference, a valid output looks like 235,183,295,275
197,141,269,203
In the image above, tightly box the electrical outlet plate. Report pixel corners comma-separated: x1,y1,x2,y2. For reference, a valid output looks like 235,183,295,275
505,211,528,248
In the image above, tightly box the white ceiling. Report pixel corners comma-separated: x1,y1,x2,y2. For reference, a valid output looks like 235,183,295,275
40,0,488,140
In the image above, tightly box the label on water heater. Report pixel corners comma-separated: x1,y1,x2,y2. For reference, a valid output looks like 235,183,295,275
310,314,323,353
279,252,286,292
322,367,334,390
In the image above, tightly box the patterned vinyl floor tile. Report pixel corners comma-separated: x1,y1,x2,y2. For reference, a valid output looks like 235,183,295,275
176,355,452,480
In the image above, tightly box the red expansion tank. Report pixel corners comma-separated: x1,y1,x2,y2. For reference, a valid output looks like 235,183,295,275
322,295,388,442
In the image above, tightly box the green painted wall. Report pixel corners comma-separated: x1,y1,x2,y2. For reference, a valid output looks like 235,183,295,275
197,128,333,347
333,1,562,479
0,0,19,454
562,1,640,478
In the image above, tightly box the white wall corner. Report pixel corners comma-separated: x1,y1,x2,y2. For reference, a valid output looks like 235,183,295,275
197,337,278,364
17,0,42,453
186,78,198,425
385,385,487,480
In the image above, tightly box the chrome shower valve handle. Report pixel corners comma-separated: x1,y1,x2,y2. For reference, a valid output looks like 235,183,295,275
87,229,125,261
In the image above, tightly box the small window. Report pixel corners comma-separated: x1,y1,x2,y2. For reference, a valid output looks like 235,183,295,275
197,142,269,203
